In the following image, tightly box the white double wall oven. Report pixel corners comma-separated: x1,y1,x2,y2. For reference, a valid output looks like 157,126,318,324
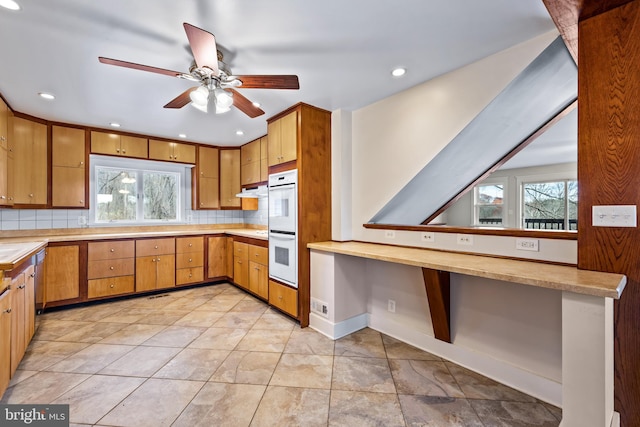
268,169,298,288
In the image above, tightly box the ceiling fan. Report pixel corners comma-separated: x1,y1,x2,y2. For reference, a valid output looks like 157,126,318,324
98,23,299,118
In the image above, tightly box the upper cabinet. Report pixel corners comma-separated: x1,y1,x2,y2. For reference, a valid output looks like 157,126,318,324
90,131,148,159
0,98,9,206
241,136,268,186
196,146,219,209
267,110,297,167
149,139,196,164
9,116,48,206
51,125,87,208
220,148,241,208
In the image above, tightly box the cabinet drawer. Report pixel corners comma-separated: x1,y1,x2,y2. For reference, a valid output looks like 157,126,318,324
136,238,175,257
88,276,134,299
176,252,204,269
248,245,268,265
88,258,135,279
233,241,248,259
176,236,204,253
88,240,134,261
176,267,204,285
269,280,298,317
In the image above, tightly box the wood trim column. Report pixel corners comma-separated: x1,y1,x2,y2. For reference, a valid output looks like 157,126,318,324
577,1,640,424
422,268,451,343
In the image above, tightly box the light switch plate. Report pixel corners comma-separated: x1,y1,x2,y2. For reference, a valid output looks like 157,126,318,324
592,205,637,227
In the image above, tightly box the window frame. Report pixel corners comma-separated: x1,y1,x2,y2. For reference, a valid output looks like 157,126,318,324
517,172,577,231
90,155,192,226
472,177,506,227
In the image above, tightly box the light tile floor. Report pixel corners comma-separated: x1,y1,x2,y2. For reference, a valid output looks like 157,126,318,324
1,283,562,426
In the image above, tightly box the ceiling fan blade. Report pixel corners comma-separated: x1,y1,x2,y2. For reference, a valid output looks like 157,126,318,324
183,23,219,75
227,89,265,118
233,75,300,89
164,87,196,109
98,57,183,78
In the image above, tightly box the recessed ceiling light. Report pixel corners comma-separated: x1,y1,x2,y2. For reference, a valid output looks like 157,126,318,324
236,130,244,136
178,133,187,139
252,101,261,108
391,67,406,77
38,92,55,100
0,0,20,11
109,122,121,128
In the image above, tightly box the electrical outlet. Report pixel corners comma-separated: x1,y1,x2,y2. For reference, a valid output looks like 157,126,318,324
77,215,87,226
385,230,396,239
311,298,329,318
388,299,396,313
515,238,539,252
456,234,473,246
421,232,435,242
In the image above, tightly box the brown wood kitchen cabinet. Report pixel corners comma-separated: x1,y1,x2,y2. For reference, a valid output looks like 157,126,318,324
241,136,269,186
0,97,9,206
0,282,11,396
269,280,298,317
90,131,148,159
9,262,35,376
220,148,241,208
233,241,249,289
9,116,47,206
176,236,204,285
135,238,176,292
196,146,219,209
248,245,268,299
51,125,87,208
207,235,227,279
44,244,81,305
87,240,135,299
149,139,196,164
267,110,297,167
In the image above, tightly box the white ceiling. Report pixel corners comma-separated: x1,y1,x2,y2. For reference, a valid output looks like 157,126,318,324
0,1,557,146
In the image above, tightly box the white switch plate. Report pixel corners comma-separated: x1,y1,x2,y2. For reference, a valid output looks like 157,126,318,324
385,230,396,239
456,234,473,246
421,232,435,242
592,205,637,227
515,238,539,252
387,299,396,313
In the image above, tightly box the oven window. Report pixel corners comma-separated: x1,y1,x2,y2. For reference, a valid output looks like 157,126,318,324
272,198,290,218
275,247,290,266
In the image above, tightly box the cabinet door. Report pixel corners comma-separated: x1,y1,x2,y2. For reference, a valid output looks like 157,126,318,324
10,274,25,375
91,131,120,155
279,111,298,164
11,117,48,205
241,139,260,165
0,146,7,205
0,285,11,396
52,126,85,167
199,146,219,178
173,143,195,163
269,280,298,317
234,257,249,289
260,136,269,182
197,146,219,209
52,167,86,207
207,236,227,278
148,140,174,161
220,149,241,208
44,245,80,303
241,161,261,186
267,120,281,166
135,256,157,292
155,255,176,289
120,135,148,158
0,97,8,150
24,264,35,344
249,261,268,299
198,177,220,209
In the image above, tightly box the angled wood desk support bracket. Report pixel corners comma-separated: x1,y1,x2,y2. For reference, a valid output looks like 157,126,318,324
422,268,451,343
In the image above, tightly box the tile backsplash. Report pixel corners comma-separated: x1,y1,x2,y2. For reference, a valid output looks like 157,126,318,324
0,198,268,231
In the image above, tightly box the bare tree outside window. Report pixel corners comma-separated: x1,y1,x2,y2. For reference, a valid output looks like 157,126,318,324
144,172,177,220
96,169,137,221
523,180,577,230
475,183,504,225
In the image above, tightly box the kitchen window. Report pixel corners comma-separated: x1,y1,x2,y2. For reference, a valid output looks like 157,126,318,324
91,156,189,224
522,179,577,230
473,180,505,226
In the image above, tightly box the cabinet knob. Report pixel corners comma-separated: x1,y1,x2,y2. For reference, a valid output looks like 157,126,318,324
189,274,192,278
110,266,114,270
30,273,35,278
18,284,25,289
80,161,84,166
29,193,33,198
122,149,126,154
110,248,115,252
0,196,5,200
79,200,84,204
188,258,192,262
279,295,283,300
157,257,160,261
116,148,120,153
200,203,204,206
189,243,193,247
154,245,158,249
110,284,114,288
2,308,11,314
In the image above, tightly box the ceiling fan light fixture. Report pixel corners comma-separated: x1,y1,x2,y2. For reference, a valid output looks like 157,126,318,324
0,0,20,11
211,88,233,114
189,86,209,107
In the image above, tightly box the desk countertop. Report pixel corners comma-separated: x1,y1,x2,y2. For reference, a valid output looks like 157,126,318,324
308,240,626,299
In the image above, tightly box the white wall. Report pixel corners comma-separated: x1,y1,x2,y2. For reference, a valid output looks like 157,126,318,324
327,30,567,403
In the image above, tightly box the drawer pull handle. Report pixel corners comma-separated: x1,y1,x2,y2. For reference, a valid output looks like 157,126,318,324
154,245,158,249
189,243,192,247
18,285,25,289
279,295,283,300
189,258,192,262
110,248,115,252
110,266,114,270
110,284,114,288
30,273,35,278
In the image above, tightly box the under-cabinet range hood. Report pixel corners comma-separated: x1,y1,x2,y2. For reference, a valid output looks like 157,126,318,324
236,185,268,198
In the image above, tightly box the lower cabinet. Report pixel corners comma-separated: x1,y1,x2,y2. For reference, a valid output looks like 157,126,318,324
87,240,135,299
135,238,176,292
88,276,134,299
248,245,268,299
233,242,249,289
44,244,80,304
207,236,227,279
268,280,298,317
176,237,204,286
0,283,11,396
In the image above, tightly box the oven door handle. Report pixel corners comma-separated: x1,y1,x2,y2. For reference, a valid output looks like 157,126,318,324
269,232,296,240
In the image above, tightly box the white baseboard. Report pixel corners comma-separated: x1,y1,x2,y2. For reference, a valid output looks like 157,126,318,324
369,313,562,407
309,312,369,340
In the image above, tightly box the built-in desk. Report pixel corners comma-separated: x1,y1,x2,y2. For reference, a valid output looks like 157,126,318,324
308,241,626,427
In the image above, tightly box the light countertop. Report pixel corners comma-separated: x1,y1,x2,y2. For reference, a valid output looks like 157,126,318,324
308,240,626,299
0,241,47,271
